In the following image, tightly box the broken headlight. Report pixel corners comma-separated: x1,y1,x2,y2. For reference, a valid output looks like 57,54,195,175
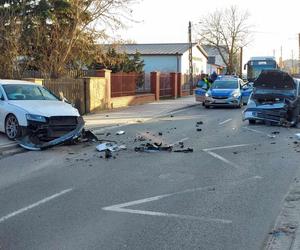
26,114,47,123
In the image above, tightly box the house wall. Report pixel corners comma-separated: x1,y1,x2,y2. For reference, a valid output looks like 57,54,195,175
138,55,181,73
181,46,207,75
207,64,222,75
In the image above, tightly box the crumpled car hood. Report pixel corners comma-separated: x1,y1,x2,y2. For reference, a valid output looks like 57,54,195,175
254,70,296,90
8,100,80,117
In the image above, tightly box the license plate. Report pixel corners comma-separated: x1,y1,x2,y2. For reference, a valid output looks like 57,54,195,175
245,111,255,118
214,99,226,104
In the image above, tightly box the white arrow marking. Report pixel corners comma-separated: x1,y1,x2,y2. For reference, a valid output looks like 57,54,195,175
102,176,262,224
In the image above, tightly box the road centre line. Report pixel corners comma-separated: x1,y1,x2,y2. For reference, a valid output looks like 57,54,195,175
0,188,73,224
219,119,233,125
102,176,262,223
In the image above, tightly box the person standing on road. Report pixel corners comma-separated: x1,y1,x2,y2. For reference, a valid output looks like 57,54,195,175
210,71,218,83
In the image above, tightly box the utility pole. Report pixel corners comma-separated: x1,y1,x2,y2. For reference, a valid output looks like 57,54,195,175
239,47,243,78
298,33,300,74
188,21,193,95
292,50,294,75
279,46,283,69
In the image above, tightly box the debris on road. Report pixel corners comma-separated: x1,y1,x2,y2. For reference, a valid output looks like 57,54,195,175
295,133,300,140
158,132,163,136
105,149,113,159
197,121,204,125
135,143,172,153
271,131,280,135
174,148,194,153
197,128,202,132
96,142,127,153
116,131,125,135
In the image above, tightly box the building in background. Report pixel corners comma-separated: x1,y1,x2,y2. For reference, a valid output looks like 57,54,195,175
202,45,227,75
118,43,208,75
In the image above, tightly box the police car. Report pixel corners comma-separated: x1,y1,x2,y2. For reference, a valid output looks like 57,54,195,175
203,75,251,108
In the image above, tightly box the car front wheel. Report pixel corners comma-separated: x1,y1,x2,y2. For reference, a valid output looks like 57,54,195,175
249,119,256,125
5,114,22,140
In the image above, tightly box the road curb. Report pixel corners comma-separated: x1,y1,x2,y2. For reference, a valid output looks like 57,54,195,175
163,103,200,116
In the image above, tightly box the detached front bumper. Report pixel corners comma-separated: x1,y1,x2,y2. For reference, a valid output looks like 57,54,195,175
205,96,241,107
17,116,85,151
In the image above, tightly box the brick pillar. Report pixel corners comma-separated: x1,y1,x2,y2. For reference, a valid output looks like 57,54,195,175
177,73,182,97
170,72,178,99
151,72,160,101
100,69,112,109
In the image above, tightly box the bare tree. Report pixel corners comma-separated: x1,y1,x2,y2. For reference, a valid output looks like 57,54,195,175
196,6,252,74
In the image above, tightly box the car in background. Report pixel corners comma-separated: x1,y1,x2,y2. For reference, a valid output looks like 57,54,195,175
243,70,300,126
204,76,247,108
0,80,84,150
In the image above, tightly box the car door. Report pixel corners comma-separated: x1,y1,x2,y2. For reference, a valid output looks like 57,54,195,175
0,86,7,132
195,80,208,103
241,80,253,104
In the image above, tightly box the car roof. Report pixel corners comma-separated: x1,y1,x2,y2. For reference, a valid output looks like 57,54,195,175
0,79,39,86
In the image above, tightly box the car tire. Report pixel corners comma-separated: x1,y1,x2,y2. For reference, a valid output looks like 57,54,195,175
238,101,243,109
5,114,22,140
249,119,256,125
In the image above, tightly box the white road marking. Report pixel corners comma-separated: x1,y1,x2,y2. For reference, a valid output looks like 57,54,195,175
102,176,262,224
0,188,73,223
202,144,250,170
219,119,233,125
203,144,250,152
204,150,240,169
243,127,276,138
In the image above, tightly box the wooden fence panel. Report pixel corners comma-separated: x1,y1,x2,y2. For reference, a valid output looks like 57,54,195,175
43,78,86,115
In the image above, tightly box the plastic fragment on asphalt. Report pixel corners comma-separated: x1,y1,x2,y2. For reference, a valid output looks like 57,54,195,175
296,133,300,140
116,131,125,135
96,143,126,152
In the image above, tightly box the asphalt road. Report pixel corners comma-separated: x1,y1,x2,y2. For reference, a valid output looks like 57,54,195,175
1,105,300,250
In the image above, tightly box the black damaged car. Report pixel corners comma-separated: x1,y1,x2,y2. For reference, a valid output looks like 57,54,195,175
243,70,300,126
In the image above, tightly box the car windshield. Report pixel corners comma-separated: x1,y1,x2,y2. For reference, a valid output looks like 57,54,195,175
212,80,238,89
2,84,59,101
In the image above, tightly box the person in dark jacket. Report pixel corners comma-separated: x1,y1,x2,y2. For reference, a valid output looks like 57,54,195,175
210,71,218,83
